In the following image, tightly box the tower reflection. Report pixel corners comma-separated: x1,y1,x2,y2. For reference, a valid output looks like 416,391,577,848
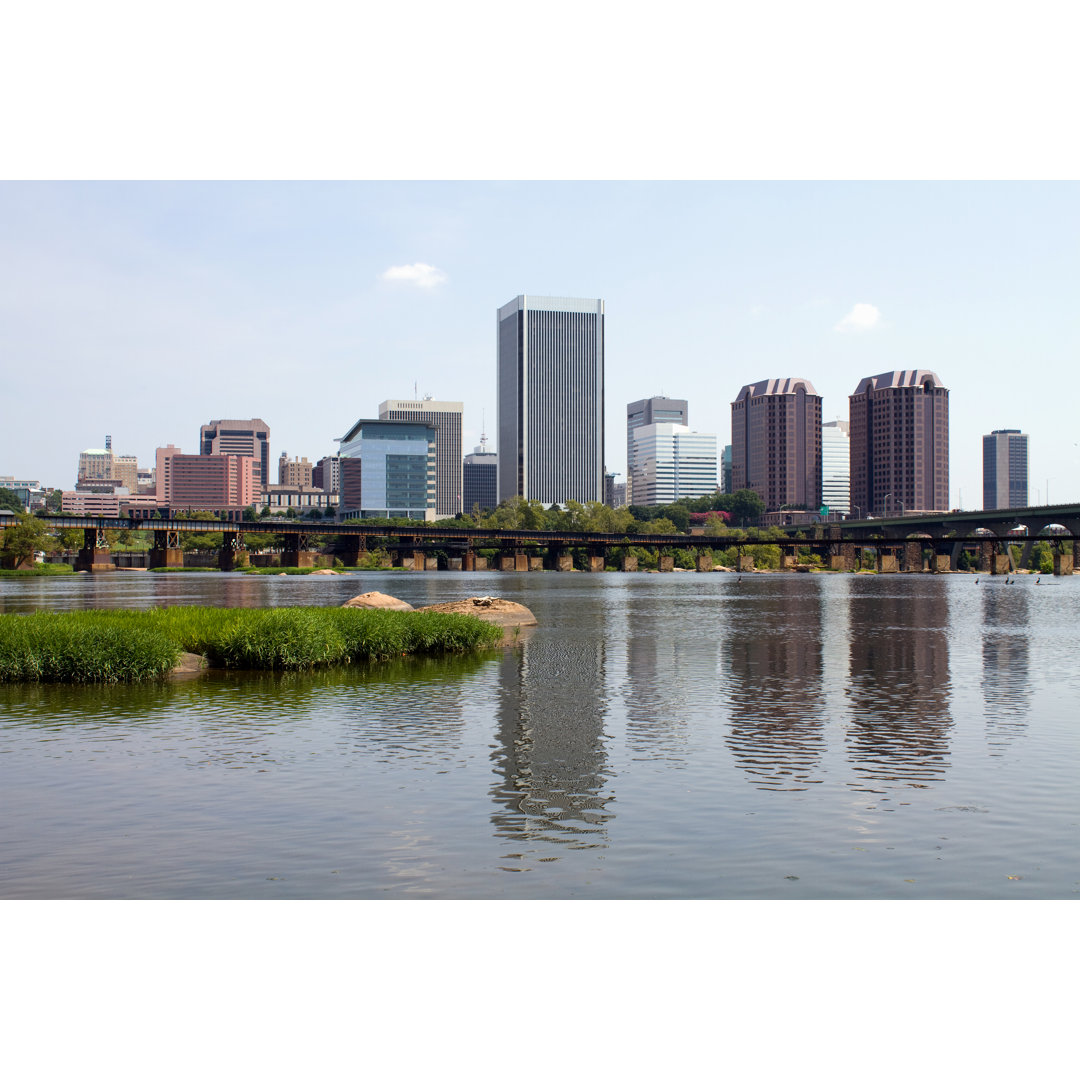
490,635,612,853
980,586,1031,752
724,578,827,790
845,580,952,790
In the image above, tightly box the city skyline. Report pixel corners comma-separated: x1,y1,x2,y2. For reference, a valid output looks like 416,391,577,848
2,182,1078,511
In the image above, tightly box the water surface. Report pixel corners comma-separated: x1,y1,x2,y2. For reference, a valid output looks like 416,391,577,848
2,570,1077,898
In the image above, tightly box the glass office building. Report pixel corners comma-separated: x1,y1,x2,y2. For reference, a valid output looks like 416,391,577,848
337,418,436,520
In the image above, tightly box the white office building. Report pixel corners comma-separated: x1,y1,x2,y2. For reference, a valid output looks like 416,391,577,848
630,423,717,507
821,419,851,516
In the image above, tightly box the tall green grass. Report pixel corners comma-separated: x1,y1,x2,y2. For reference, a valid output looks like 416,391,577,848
0,606,503,682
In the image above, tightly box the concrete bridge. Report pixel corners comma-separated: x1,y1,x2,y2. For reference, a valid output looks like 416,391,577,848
4,508,1079,575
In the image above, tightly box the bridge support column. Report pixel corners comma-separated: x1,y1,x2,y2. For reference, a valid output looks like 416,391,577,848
282,534,317,568
780,549,797,570
219,531,248,571
1019,540,1034,570
75,528,114,573
620,554,638,572
829,543,855,572
1054,542,1074,576
339,535,366,567
736,554,754,572
903,541,923,573
658,554,674,572
149,529,183,569
933,553,951,573
586,545,606,572
412,549,429,571
461,550,476,571
979,541,993,573
878,551,898,573
950,541,963,571
695,552,713,572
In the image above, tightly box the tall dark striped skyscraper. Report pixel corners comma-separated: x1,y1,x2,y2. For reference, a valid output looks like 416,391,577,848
497,295,605,506
983,428,1028,509
849,369,949,517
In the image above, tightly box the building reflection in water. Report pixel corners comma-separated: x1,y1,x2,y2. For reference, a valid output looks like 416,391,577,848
621,602,723,765
490,635,612,853
724,578,828,791
980,586,1031,753
845,579,952,791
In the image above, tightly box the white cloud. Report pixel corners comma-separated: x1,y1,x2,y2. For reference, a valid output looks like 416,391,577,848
379,262,447,288
834,302,882,332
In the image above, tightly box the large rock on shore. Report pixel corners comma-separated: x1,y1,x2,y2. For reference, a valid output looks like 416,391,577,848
342,591,415,611
416,596,537,628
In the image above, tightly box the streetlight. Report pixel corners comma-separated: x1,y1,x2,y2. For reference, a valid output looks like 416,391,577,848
851,505,861,520
884,493,893,517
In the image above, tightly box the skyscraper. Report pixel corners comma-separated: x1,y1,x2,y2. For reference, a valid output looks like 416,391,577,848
821,420,851,516
731,378,822,512
626,396,688,504
849,370,949,517
497,295,604,506
379,398,463,517
983,429,1028,509
629,423,717,506
200,419,270,490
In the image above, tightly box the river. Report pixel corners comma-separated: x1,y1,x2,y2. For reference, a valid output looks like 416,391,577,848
1,569,1077,898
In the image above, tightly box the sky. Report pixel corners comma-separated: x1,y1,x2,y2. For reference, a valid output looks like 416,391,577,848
2,179,1079,510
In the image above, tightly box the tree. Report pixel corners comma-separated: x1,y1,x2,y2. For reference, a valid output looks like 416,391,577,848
0,488,25,513
729,489,765,526
1,513,54,566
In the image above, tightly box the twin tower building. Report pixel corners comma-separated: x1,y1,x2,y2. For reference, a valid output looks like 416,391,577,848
498,295,952,519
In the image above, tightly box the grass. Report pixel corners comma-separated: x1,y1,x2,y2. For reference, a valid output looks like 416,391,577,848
0,606,503,683
0,564,75,577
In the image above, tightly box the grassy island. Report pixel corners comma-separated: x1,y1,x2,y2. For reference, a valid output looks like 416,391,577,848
0,606,503,683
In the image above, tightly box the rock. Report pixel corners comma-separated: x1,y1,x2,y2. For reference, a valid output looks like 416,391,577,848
416,596,537,627
309,568,338,575
342,591,415,611
170,652,208,679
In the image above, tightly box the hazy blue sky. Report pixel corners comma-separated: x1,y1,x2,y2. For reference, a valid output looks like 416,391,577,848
3,180,1077,509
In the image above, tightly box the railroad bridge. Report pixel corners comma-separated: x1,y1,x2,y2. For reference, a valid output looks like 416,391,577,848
4,504,1080,575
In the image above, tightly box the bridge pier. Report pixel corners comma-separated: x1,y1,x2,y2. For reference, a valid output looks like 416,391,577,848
620,554,638,572
75,527,114,573
736,553,754,572
281,533,317,569
586,544,606,572
461,550,476,571
149,529,183,569
499,545,528,571
658,553,674,572
903,541,923,573
219,531,248,571
696,552,713,572
829,543,855,572
878,550,898,573
780,549,797,570
338,535,367,567
1054,541,1074,575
